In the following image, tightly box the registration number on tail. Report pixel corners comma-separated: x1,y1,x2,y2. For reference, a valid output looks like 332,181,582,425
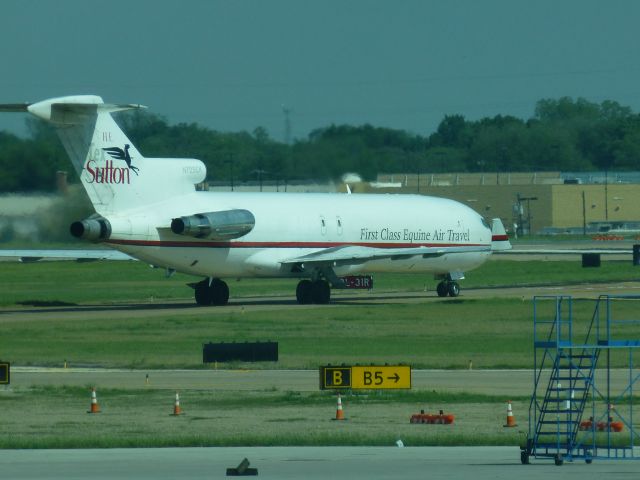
341,275,373,289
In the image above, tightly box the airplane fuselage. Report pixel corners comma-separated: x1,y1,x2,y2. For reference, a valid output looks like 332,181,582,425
105,190,492,278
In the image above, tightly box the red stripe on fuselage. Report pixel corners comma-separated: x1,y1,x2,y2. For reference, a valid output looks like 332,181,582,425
107,239,489,249
491,235,509,241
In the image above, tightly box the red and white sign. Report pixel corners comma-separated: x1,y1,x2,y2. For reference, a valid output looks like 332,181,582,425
341,275,373,289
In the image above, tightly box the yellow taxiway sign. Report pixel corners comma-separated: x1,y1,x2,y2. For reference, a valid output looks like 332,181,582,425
320,365,411,390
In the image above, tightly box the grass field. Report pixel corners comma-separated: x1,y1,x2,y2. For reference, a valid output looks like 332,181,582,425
1,259,638,448
0,386,530,448
1,258,639,306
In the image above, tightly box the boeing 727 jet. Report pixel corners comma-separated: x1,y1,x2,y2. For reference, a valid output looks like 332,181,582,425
0,96,511,305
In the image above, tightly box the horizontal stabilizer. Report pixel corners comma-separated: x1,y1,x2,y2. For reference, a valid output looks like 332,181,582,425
0,103,30,112
0,96,145,123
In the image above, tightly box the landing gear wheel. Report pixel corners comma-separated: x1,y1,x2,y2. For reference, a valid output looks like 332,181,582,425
210,279,229,306
311,280,331,304
554,454,563,466
436,281,448,297
195,281,213,306
296,280,313,304
447,281,460,297
520,450,530,465
194,279,229,306
584,449,593,464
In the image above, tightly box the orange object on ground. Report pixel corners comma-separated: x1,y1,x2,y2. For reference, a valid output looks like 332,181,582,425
87,387,100,414
579,418,593,431
503,400,517,427
171,391,183,416
610,421,624,432
334,394,345,420
409,410,454,425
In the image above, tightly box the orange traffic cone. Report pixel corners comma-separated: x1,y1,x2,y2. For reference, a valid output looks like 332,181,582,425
171,391,183,416
333,393,345,421
87,387,100,414
503,400,517,427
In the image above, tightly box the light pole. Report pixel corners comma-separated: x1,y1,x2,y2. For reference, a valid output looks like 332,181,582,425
517,193,538,235
604,169,609,221
225,153,234,191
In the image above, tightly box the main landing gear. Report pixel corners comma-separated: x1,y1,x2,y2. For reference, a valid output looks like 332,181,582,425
193,276,332,306
436,280,460,297
194,278,229,306
296,279,331,304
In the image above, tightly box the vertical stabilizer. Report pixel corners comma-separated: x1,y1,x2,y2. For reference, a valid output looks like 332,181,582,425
2,96,206,216
491,218,512,251
27,96,147,214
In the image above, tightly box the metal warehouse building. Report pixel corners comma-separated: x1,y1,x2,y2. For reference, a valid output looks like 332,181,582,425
375,172,640,235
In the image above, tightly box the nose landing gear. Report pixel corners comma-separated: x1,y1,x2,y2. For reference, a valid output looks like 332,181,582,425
436,280,460,297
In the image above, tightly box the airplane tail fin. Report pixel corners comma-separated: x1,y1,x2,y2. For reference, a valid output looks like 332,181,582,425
1,95,206,216
491,218,512,251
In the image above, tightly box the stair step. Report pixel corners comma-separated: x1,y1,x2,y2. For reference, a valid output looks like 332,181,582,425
545,387,588,392
538,420,581,425
542,398,585,403
533,442,577,450
558,354,596,359
539,409,584,414
548,378,591,383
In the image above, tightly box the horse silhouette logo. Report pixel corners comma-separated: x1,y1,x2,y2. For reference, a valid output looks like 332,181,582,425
102,144,139,175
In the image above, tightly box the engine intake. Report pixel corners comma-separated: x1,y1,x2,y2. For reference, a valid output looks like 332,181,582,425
171,209,255,240
70,216,111,241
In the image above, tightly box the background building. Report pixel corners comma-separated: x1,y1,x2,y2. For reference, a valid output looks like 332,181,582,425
374,172,640,235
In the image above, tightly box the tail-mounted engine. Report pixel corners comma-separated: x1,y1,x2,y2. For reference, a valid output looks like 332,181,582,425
171,209,255,240
70,214,111,241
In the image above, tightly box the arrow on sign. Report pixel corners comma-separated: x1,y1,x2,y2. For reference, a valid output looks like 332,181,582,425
387,373,400,383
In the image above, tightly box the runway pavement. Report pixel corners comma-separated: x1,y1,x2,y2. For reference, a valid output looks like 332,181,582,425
8,366,634,397
2,281,640,324
1,446,638,479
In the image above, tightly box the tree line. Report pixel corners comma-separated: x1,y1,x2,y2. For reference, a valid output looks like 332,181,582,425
1,96,639,192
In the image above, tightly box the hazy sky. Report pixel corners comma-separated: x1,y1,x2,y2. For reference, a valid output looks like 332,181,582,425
2,0,639,142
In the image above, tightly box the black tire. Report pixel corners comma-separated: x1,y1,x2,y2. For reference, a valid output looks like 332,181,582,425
296,280,313,304
520,450,530,465
447,281,460,297
194,282,213,306
311,280,331,304
436,281,448,297
554,454,563,466
211,279,229,306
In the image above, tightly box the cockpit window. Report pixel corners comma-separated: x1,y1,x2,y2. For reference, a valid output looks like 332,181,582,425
481,217,490,230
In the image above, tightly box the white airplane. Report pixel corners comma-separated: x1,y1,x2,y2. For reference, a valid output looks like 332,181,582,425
0,95,511,305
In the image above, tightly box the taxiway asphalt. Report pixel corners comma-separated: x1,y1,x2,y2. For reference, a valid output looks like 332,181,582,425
1,446,638,479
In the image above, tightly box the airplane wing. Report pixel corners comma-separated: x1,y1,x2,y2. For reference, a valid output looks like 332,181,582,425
495,247,631,256
281,244,491,267
0,249,135,262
